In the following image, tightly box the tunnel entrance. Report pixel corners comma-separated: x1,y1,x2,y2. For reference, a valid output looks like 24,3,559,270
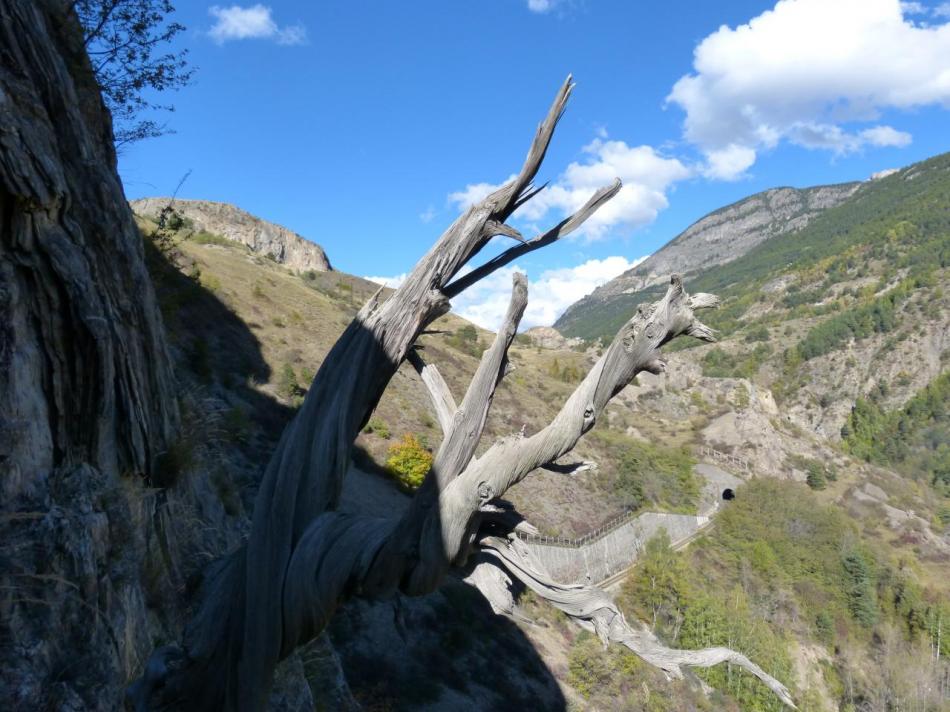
722,488,735,501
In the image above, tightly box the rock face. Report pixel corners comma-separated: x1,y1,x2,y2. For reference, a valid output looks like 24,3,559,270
0,2,178,707
524,326,582,350
130,197,333,273
557,182,860,331
0,7,321,710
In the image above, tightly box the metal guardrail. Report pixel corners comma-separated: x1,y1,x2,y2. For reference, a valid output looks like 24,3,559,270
514,506,638,548
697,445,753,475
515,446,751,549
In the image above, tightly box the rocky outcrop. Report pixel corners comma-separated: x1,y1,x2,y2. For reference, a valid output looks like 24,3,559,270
130,197,333,273
524,326,582,350
0,6,321,709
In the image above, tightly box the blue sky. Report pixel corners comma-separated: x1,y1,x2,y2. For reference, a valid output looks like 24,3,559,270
120,0,950,329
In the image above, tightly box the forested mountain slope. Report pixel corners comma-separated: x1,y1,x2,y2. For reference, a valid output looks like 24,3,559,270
556,181,861,339
545,151,950,710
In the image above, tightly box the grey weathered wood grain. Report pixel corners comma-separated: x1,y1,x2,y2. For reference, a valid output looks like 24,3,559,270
132,76,795,710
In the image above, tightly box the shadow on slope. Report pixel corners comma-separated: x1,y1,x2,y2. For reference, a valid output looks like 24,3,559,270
143,236,566,710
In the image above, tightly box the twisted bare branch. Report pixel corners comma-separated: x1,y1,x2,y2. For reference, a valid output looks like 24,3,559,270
406,350,456,434
445,179,622,298
479,536,796,708
130,73,794,712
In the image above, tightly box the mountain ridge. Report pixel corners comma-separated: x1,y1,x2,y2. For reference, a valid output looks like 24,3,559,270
556,180,861,338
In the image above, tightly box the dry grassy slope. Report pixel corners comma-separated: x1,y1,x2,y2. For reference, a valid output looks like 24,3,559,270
135,215,658,536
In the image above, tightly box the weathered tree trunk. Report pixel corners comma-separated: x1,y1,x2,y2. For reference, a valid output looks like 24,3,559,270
132,77,796,710
0,0,178,706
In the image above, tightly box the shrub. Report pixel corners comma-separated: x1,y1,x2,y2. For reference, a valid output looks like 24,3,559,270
744,325,771,342
221,406,251,444
362,416,390,439
735,384,750,410
447,324,484,358
386,433,432,490
689,391,709,412
701,345,771,379
278,363,300,398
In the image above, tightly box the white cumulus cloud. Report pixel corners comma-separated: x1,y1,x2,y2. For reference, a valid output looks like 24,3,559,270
448,138,689,241
702,144,758,181
450,255,647,331
667,0,950,178
364,273,406,289
208,4,307,45
447,175,517,211
860,125,913,147
527,0,556,13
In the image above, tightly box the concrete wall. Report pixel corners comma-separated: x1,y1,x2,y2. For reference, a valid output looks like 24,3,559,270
522,512,709,584
520,454,747,585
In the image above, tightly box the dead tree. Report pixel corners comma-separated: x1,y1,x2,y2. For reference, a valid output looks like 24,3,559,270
132,77,795,710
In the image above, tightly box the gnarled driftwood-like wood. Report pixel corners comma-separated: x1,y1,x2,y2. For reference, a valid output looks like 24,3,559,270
132,76,796,711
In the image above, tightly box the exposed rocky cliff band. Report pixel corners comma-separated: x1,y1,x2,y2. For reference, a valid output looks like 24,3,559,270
130,198,333,273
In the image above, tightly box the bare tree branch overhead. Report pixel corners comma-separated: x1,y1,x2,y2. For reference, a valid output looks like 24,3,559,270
129,75,795,711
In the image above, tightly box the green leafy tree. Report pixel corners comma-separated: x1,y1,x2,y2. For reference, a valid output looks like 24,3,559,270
447,324,484,357
386,433,432,490
842,550,878,627
75,0,194,147
622,529,691,637
278,363,300,399
805,461,827,490
457,324,477,342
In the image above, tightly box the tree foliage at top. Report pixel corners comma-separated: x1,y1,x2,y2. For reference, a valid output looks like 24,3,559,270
74,0,193,146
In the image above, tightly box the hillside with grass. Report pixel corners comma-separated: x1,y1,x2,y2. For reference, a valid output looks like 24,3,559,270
556,181,861,340
133,187,950,710
539,152,950,709
555,151,949,486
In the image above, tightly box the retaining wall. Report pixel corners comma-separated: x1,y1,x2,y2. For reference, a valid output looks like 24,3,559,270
517,449,747,585
521,512,709,584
